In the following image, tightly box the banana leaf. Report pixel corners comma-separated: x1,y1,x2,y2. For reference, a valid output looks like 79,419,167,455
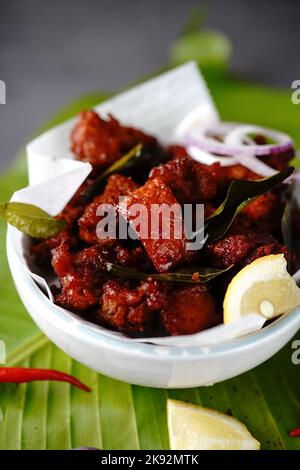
0,79,300,450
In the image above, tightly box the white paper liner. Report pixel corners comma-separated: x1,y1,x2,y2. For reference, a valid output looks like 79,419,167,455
131,314,266,346
8,61,269,347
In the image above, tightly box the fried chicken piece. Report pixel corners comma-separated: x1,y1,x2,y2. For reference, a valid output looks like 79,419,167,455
78,174,138,245
205,234,258,268
114,244,153,270
100,279,168,333
149,156,217,203
260,150,294,170
30,229,78,269
205,232,287,269
119,177,186,272
243,192,278,221
253,134,294,171
244,242,289,265
166,145,189,160
240,191,283,233
209,164,259,193
204,147,293,193
160,284,216,335
71,110,157,175
52,242,109,311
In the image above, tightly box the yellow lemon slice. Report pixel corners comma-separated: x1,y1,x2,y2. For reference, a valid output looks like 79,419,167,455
167,399,260,450
223,254,300,324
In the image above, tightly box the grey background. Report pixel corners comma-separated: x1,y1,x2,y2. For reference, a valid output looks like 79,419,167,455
0,0,299,172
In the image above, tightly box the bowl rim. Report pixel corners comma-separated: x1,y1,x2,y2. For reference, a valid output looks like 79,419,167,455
7,230,300,362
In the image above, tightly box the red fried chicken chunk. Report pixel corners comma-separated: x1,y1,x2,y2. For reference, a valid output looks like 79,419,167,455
160,284,216,335
52,242,108,311
78,174,138,245
241,192,283,233
149,156,216,203
205,232,288,269
119,177,186,273
71,110,157,175
100,279,168,333
205,148,293,193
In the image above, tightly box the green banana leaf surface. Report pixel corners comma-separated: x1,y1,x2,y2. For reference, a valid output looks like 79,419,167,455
0,75,300,450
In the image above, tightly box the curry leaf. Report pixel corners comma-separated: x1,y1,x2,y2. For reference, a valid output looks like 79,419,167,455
79,144,143,202
101,143,144,176
80,143,167,202
104,262,232,283
205,167,294,243
0,202,66,239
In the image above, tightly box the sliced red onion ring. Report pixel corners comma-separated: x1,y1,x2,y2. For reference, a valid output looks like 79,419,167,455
188,145,277,176
231,151,278,177
174,104,219,142
186,122,295,177
187,145,237,167
224,124,293,153
188,122,294,157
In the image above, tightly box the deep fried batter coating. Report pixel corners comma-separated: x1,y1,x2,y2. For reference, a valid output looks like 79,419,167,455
244,242,289,265
119,177,186,273
30,229,78,268
166,145,189,160
205,232,287,269
160,284,216,335
243,192,278,221
52,242,109,311
210,164,259,192
78,174,138,245
260,150,294,171
253,134,294,171
71,110,157,175
114,244,153,270
149,156,216,203
100,279,168,333
241,192,283,233
203,146,293,193
205,234,257,268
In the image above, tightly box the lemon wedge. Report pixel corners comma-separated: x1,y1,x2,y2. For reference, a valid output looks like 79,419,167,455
167,399,260,450
223,254,300,324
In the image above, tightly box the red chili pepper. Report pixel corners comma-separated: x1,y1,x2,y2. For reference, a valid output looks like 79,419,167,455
290,427,300,438
0,367,91,392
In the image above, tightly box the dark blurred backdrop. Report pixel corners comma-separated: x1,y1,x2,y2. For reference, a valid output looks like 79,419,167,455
0,0,299,171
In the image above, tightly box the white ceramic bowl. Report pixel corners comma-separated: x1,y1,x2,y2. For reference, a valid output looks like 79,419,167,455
7,228,300,388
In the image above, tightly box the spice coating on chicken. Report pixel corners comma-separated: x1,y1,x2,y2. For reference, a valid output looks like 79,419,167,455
100,279,168,333
51,242,107,311
160,284,217,335
71,110,157,175
119,177,186,273
149,156,217,203
205,232,287,269
78,174,138,245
